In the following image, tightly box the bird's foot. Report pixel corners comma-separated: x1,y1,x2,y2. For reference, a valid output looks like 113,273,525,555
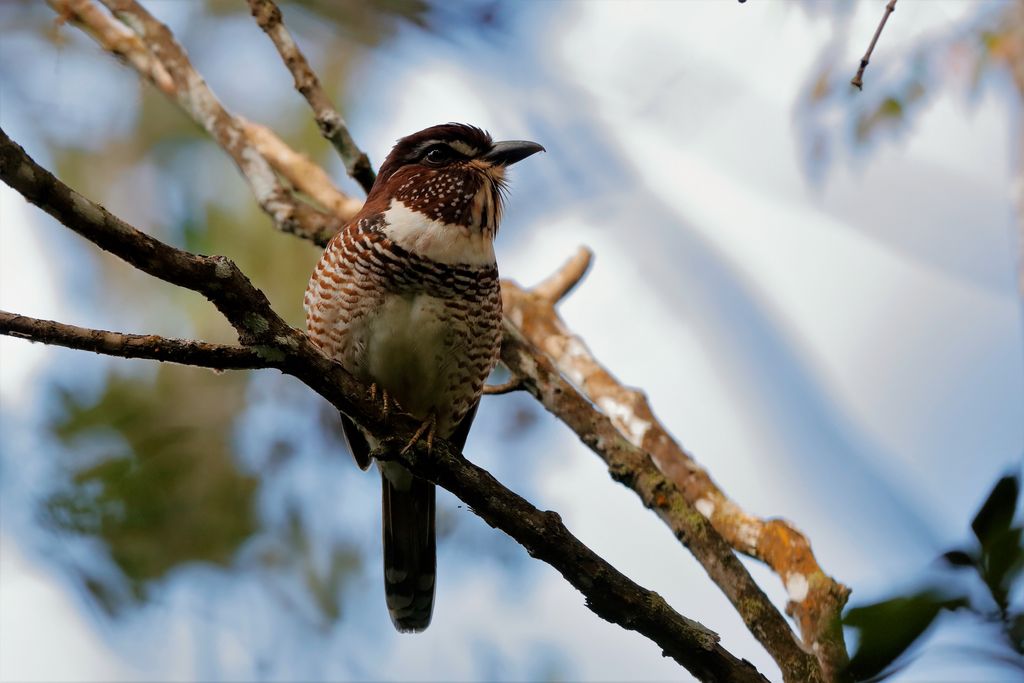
368,383,397,419
401,414,437,456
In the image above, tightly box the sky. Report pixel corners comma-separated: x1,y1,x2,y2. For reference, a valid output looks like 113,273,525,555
1,1,1022,681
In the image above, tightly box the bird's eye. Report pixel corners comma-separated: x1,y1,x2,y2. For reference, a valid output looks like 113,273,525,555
422,145,451,166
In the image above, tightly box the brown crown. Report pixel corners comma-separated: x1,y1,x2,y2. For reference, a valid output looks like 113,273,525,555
363,123,503,231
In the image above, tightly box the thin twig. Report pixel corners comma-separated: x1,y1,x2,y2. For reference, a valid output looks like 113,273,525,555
481,377,524,395
851,0,898,91
246,0,376,194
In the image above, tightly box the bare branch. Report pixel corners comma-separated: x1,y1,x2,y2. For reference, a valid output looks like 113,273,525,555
241,118,363,231
51,0,343,244
0,312,270,370
48,0,174,96
246,0,376,194
499,323,822,683
531,247,593,303
481,377,524,395
504,253,851,681
851,0,898,91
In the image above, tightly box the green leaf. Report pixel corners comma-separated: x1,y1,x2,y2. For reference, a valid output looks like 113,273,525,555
1010,612,1024,654
44,369,258,612
846,590,968,681
972,475,1020,547
940,549,976,569
980,526,1024,613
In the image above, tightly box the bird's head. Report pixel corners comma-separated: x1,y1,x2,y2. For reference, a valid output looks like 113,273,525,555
366,124,544,247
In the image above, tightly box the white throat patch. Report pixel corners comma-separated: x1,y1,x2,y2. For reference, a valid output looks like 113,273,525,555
381,199,496,267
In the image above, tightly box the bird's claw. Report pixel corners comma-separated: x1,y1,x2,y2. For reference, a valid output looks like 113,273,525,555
368,383,396,419
401,415,437,456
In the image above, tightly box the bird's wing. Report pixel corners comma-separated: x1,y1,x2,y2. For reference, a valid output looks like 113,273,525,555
447,399,479,453
340,413,373,470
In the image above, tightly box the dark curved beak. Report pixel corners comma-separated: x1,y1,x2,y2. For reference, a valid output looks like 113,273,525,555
483,140,545,166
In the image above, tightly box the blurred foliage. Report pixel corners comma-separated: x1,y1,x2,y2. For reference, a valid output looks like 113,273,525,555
43,368,257,612
844,473,1024,681
254,504,363,627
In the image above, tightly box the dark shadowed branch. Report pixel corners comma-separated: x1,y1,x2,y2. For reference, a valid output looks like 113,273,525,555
0,127,768,683
0,312,269,370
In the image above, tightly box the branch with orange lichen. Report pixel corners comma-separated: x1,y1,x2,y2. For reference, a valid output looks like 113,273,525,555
502,249,851,681
498,320,822,682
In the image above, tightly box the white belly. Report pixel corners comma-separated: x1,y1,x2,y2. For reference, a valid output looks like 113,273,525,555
356,292,456,420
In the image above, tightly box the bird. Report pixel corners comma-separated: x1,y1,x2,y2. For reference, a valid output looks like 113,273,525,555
303,123,544,632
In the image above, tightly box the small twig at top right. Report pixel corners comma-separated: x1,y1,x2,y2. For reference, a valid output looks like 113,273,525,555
852,0,898,91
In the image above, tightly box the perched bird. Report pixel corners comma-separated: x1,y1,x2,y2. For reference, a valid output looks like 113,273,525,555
304,123,544,632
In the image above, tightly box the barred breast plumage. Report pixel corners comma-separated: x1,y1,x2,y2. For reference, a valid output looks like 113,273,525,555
304,212,503,437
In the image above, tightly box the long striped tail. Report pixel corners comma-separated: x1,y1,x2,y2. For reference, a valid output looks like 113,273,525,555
380,466,436,632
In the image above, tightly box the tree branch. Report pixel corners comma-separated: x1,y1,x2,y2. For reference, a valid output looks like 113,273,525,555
1,127,769,683
499,322,822,682
50,0,345,245
851,0,898,91
503,250,851,681
481,377,525,395
376,439,767,683
530,247,593,303
246,0,376,194
0,312,270,370
49,0,175,96
241,119,363,229
0,127,283,348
